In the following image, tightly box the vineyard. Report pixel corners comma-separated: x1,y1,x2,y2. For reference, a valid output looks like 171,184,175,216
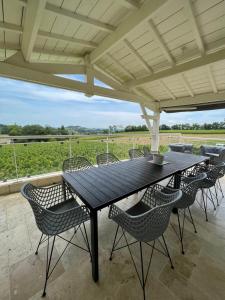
0,140,149,181
0,132,225,182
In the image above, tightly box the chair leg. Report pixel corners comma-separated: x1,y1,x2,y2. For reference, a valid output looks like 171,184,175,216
218,179,224,198
188,207,197,233
35,233,44,255
139,242,146,300
161,234,174,269
82,223,92,261
214,185,219,206
208,188,216,210
109,224,119,260
201,189,208,222
42,236,56,297
177,209,185,255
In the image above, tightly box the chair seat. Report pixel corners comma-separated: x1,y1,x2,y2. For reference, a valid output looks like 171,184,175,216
48,198,79,213
126,202,150,216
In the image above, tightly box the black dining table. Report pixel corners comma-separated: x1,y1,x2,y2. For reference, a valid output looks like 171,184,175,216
62,151,208,282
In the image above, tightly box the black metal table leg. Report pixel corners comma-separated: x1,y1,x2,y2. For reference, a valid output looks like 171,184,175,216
173,171,182,214
90,210,99,282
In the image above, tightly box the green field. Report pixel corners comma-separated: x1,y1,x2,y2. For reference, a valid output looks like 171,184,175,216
159,129,225,134
0,131,225,181
0,140,144,181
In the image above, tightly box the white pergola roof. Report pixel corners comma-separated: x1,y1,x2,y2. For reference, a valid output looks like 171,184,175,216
0,0,225,113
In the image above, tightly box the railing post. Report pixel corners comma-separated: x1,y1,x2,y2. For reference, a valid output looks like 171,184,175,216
69,138,72,158
12,142,19,181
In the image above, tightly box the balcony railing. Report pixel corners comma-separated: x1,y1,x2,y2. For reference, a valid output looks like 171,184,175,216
0,133,225,183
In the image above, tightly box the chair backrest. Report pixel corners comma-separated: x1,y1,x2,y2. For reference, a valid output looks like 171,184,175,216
218,149,225,163
124,189,182,242
207,162,225,184
63,156,93,172
143,145,152,157
178,172,207,208
96,152,120,166
128,148,144,159
169,144,185,153
21,183,73,235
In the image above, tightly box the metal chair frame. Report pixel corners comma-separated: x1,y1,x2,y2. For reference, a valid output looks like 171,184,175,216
21,183,91,297
128,148,144,159
168,172,207,254
108,184,182,300
96,152,120,166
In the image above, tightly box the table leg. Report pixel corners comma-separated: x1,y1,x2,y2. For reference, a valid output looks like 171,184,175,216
90,210,99,282
173,171,182,214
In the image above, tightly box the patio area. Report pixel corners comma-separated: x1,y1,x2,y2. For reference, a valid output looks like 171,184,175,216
1,176,225,300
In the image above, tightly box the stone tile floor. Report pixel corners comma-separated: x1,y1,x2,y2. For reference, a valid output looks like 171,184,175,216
1,179,225,300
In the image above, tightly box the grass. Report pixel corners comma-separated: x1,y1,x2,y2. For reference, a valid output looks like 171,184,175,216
160,129,225,134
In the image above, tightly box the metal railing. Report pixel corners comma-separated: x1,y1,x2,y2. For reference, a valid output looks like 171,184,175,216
0,133,225,183
0,134,148,182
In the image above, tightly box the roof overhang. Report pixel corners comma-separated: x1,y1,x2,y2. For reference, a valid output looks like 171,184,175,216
0,0,225,114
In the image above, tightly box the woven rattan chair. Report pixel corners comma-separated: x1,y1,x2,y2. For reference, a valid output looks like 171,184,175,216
108,184,182,300
63,156,93,172
169,144,185,153
198,163,225,220
168,172,207,254
208,148,225,165
96,152,120,166
143,145,152,157
128,148,144,159
21,183,91,297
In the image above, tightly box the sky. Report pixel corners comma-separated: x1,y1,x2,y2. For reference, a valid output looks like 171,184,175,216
0,75,224,128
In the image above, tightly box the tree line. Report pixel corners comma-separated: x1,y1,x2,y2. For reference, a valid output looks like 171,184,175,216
0,124,69,136
124,121,225,132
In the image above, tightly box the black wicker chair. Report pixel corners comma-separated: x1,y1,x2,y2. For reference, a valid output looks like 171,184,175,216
21,183,91,297
63,156,93,172
109,184,182,300
96,152,120,166
143,145,152,157
168,172,207,254
128,148,144,159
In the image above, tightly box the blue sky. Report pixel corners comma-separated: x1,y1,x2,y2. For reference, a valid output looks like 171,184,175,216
0,75,224,128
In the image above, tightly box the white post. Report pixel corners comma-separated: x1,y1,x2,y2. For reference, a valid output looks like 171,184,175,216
139,104,160,153
151,112,160,153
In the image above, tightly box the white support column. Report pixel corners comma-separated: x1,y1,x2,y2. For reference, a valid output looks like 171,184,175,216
140,104,160,153
151,112,160,153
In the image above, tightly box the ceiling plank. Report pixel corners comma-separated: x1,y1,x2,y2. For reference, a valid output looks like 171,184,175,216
116,0,140,9
160,91,225,109
21,0,46,61
182,0,204,55
207,65,217,93
0,21,23,33
0,21,97,49
126,47,225,87
90,0,167,63
19,0,115,33
180,73,194,97
38,31,97,49
6,51,85,74
160,80,176,100
33,48,83,60
107,53,136,79
147,20,174,65
124,39,152,73
45,3,115,33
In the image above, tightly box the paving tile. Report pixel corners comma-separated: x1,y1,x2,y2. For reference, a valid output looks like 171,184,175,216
10,246,64,300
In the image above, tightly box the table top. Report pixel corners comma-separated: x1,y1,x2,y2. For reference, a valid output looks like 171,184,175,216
63,152,208,211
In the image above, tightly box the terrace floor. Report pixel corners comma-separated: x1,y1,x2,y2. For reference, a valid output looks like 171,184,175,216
1,178,225,300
